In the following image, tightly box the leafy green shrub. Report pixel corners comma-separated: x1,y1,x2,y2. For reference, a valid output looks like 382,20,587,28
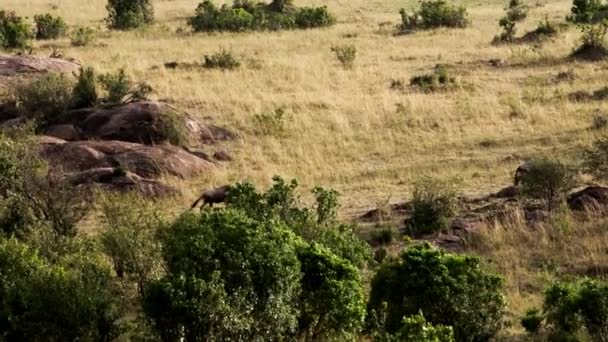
410,65,457,92
494,0,528,43
253,107,286,135
408,176,458,235
367,243,505,342
188,0,335,32
72,66,98,108
294,6,336,28
398,0,469,33
369,226,395,246
203,49,241,69
568,0,608,23
143,210,303,341
521,308,543,334
391,312,455,342
99,193,163,294
0,10,33,50
572,21,608,60
0,237,125,340
331,44,357,69
34,13,67,39
543,278,608,340
70,26,97,46
12,72,74,126
519,158,576,211
106,0,154,30
98,68,153,105
373,247,388,263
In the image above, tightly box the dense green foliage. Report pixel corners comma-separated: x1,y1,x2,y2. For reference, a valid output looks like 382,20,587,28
70,26,97,46
0,238,125,340
408,176,459,235
98,68,153,105
568,0,608,23
0,10,33,50
367,243,505,342
72,66,99,108
12,72,74,125
188,0,336,32
519,158,576,211
398,0,469,32
106,0,154,30
34,14,67,40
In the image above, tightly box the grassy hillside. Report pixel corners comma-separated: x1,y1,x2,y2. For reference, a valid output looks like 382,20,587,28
5,0,608,339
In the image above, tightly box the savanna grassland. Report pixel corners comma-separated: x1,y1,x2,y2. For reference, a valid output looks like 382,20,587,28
6,0,608,340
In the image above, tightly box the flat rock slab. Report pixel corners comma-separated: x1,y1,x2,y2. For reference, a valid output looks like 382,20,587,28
38,137,214,179
0,55,80,77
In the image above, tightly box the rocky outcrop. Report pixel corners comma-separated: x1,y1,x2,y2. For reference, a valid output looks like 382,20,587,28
568,186,608,212
0,55,80,77
38,137,214,179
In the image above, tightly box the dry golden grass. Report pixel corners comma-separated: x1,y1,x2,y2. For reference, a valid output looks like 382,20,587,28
7,0,608,335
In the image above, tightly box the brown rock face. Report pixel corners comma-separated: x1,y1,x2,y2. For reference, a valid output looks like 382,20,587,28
568,186,608,211
38,138,214,179
0,55,80,77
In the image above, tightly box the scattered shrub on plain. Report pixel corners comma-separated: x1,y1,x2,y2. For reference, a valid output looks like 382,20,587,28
398,0,469,33
188,0,336,32
70,26,97,47
0,10,33,50
12,72,74,126
203,49,241,70
253,107,286,135
521,17,559,42
494,0,529,43
72,66,99,108
34,13,67,40
98,68,153,106
519,158,576,211
410,65,457,92
572,20,608,60
367,243,505,341
331,44,357,69
408,177,459,235
106,0,154,30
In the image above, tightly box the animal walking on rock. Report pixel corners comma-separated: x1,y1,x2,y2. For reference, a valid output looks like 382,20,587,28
191,185,231,210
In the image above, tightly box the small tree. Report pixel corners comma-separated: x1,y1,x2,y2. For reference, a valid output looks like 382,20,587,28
72,66,98,108
106,0,154,30
367,243,506,341
519,158,576,211
0,10,33,50
494,0,529,42
408,176,459,235
34,14,67,40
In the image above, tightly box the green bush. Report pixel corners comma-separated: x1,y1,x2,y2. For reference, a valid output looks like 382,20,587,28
253,107,286,135
331,44,357,69
367,243,505,341
99,193,164,294
392,312,455,342
573,21,608,60
188,0,336,32
106,0,154,30
398,0,469,33
0,10,33,50
203,49,241,69
369,226,395,246
519,158,576,211
70,26,97,46
72,66,98,108
34,13,67,40
568,0,608,23
410,65,457,92
408,176,459,235
543,278,608,340
0,237,125,340
494,0,528,43
12,72,74,126
521,308,543,334
98,68,153,105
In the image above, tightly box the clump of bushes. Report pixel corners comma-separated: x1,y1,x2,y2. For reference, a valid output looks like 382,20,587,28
572,20,608,60
98,68,153,106
520,18,559,42
253,107,286,135
34,13,67,39
398,0,469,33
407,176,459,235
203,49,241,70
494,0,528,43
568,0,608,23
188,0,336,32
521,278,608,340
410,65,457,92
70,26,97,47
518,158,576,211
583,136,608,180
106,0,154,30
12,72,74,126
331,44,357,69
0,10,33,50
369,225,395,246
367,243,505,341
